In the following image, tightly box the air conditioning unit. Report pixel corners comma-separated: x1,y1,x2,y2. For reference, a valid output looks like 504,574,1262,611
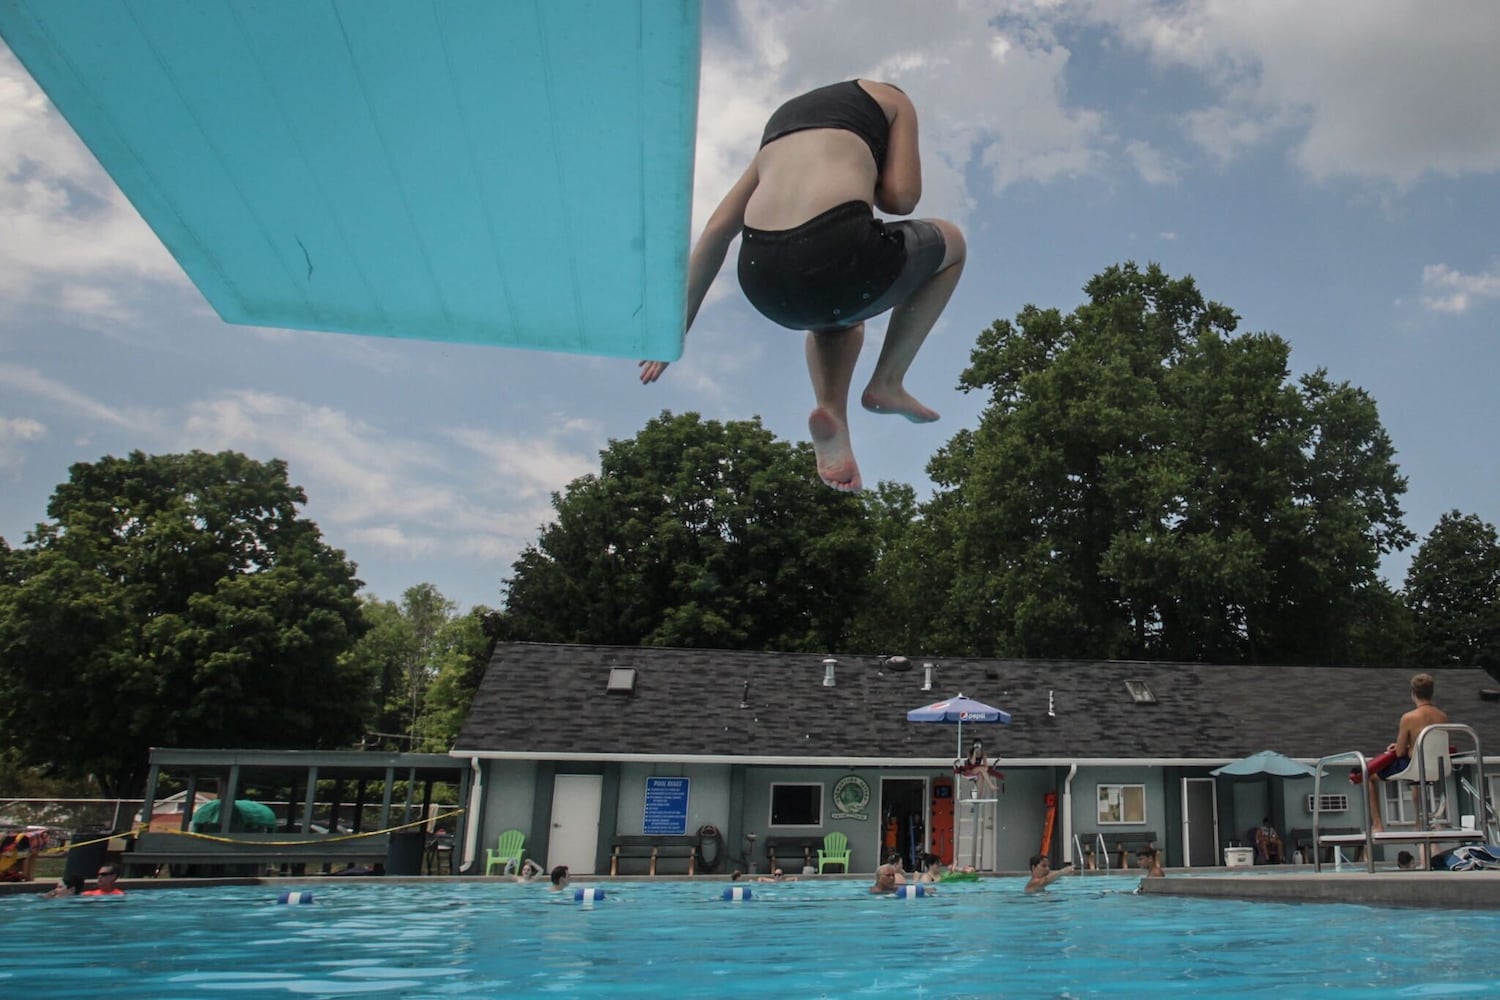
1306,793,1348,813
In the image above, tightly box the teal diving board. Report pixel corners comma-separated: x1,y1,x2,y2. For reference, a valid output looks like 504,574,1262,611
0,0,700,360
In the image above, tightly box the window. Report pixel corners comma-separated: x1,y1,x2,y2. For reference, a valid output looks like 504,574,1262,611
1380,781,1414,825
1306,794,1349,813
769,782,822,827
1123,680,1156,705
1097,784,1146,824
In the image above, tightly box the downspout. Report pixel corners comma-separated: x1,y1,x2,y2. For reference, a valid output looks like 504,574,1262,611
459,755,483,873
1062,763,1078,865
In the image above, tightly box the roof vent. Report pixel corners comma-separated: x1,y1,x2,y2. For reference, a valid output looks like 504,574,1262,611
1124,680,1156,705
607,667,637,695
886,655,912,672
822,658,837,687
922,662,935,692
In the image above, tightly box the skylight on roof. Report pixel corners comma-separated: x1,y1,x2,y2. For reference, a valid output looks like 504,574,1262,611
1124,680,1157,705
607,667,637,694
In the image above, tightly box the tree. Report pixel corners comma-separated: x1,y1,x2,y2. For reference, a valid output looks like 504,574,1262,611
925,263,1413,663
342,586,492,750
1405,510,1500,674
0,451,368,795
502,411,877,651
417,608,495,751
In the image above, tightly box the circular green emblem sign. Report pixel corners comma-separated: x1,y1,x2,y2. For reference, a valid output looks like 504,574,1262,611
831,776,871,820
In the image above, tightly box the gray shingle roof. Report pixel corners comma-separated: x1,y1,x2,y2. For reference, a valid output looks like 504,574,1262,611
455,642,1500,763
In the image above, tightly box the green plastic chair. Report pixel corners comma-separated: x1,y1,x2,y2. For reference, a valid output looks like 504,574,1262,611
485,829,526,875
817,831,851,874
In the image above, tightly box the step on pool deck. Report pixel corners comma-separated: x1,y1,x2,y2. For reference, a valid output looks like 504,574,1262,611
1138,870,1500,909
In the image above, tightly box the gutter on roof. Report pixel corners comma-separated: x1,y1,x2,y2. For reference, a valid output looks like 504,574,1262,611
450,751,1357,768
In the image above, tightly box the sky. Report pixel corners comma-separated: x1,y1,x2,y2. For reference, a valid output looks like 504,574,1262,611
3,0,1499,614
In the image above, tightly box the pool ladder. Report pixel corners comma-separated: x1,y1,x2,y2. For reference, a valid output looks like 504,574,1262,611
1072,832,1112,873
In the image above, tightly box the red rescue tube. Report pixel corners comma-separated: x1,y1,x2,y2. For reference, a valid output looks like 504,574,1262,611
1349,750,1397,784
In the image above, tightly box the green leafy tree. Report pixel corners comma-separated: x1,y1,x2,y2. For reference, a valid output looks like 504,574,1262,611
1405,510,1500,673
0,451,368,795
417,608,495,751
926,263,1413,663
502,411,876,651
343,587,493,750
842,483,957,656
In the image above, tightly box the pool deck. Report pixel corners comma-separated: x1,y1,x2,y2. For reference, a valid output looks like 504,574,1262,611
1137,869,1500,909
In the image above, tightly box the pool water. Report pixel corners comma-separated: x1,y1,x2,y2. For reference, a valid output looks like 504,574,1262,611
1,876,1492,998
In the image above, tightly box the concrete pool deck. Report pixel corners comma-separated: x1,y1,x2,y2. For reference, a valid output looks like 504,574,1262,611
1137,868,1500,909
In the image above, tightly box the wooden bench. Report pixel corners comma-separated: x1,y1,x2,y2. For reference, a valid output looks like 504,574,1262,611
763,837,821,873
1077,831,1158,869
609,835,698,876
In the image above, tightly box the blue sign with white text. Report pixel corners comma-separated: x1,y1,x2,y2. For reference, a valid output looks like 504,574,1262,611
644,777,690,835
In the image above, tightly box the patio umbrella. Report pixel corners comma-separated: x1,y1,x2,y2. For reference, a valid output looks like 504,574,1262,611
907,694,1012,763
1211,750,1319,780
191,799,279,833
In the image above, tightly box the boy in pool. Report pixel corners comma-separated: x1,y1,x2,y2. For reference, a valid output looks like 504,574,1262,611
1024,855,1073,893
639,80,966,492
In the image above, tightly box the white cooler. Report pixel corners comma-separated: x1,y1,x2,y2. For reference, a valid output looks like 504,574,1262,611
1224,846,1255,867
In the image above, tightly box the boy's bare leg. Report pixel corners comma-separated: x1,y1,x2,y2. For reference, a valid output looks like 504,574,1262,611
806,324,864,492
862,220,966,422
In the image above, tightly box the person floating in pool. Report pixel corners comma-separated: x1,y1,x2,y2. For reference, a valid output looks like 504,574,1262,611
1136,846,1165,878
548,865,570,892
870,852,907,893
1024,855,1073,893
638,79,966,492
756,868,797,883
81,865,125,896
514,858,545,883
39,873,85,899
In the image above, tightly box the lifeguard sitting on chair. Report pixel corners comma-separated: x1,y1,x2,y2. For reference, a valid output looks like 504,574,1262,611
954,739,1004,796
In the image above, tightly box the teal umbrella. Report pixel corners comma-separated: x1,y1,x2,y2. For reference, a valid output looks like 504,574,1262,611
1211,750,1319,780
191,799,278,833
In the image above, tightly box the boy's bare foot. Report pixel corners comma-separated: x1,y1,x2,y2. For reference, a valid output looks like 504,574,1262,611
808,407,862,492
861,385,939,423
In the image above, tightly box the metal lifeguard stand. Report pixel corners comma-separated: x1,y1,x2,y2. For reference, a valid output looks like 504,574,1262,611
956,785,999,871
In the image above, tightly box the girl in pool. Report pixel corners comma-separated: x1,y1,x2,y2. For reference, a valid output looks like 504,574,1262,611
639,80,966,492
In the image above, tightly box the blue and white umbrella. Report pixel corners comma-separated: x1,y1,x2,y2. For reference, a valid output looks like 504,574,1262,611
907,694,1012,762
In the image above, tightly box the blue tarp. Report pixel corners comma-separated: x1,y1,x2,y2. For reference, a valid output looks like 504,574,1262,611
0,0,699,359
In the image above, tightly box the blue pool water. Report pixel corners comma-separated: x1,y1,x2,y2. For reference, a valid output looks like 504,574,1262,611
1,876,1493,998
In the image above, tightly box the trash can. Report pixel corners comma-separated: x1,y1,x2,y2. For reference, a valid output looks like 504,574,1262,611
64,833,111,881
385,831,426,876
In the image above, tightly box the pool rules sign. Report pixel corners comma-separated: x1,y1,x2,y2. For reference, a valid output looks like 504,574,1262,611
644,777,690,835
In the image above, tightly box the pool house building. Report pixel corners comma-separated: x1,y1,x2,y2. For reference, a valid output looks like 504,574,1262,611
452,643,1500,876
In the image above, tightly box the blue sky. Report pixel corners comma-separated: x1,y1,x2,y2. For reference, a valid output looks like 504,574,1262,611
3,0,1498,614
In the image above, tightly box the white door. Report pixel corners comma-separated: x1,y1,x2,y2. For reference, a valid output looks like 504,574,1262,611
548,774,603,875
1181,777,1219,867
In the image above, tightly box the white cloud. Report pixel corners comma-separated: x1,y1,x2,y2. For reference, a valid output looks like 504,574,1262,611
1124,140,1178,185
0,415,45,473
0,364,150,429
177,389,595,570
0,46,184,324
1087,0,1500,186
1421,263,1500,314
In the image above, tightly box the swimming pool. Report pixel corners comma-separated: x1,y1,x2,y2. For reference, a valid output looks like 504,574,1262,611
1,877,1490,998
